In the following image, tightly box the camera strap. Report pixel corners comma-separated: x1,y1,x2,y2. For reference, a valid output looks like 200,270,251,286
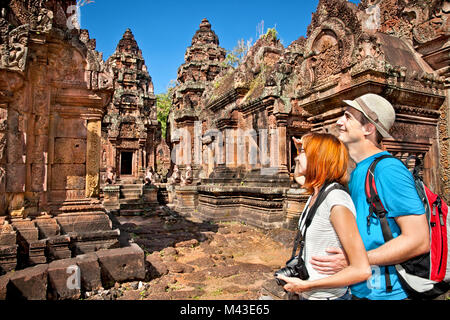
291,182,349,263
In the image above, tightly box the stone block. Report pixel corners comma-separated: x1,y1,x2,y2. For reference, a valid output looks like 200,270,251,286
47,258,81,300
54,138,86,164
56,212,112,234
28,239,47,265
5,163,26,193
11,219,38,241
34,215,60,238
51,164,85,190
56,118,87,139
69,229,120,255
75,252,102,291
103,185,120,211
0,273,9,300
95,243,145,287
0,245,17,275
7,264,48,300
46,235,71,261
0,224,16,247
143,185,158,205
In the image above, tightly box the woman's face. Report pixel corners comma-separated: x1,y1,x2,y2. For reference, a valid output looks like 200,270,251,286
294,142,307,176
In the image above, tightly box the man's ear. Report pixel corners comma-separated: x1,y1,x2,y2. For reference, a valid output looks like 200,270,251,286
362,123,377,137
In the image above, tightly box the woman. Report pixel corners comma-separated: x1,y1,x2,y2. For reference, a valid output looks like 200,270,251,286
277,133,371,300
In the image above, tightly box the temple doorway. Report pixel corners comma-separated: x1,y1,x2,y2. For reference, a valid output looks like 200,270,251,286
120,151,133,175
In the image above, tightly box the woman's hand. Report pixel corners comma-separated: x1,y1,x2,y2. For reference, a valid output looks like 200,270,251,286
276,275,311,293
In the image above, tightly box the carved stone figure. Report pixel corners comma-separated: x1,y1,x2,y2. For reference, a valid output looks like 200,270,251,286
181,165,193,186
168,165,181,185
144,167,154,185
105,166,116,185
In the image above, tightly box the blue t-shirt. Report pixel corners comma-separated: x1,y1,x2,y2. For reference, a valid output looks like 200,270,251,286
349,151,425,300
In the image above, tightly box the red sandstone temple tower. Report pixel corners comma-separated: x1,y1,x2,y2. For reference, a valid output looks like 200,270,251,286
167,18,228,213
170,18,227,179
101,28,160,215
102,28,159,184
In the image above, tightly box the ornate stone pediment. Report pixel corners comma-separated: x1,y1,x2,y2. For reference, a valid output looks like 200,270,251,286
296,16,356,97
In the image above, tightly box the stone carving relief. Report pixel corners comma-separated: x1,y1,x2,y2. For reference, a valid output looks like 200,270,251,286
48,46,85,84
0,25,29,71
412,1,449,44
299,17,355,93
351,33,386,75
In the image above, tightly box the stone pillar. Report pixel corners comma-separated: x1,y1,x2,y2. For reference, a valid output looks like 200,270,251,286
285,188,308,230
46,112,56,205
276,114,289,175
86,119,101,198
103,185,121,211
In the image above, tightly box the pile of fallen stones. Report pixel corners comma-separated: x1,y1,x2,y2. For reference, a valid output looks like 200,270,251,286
1,206,296,300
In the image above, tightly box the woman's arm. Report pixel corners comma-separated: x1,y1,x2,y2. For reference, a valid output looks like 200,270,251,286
278,205,371,293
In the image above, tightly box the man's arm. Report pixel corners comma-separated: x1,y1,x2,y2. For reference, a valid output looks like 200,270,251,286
366,214,429,266
310,213,430,273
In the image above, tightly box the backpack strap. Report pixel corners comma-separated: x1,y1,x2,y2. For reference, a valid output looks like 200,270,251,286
365,154,400,293
365,155,395,241
292,182,349,260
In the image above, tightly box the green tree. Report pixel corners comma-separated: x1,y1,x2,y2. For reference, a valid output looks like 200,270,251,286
156,81,176,139
223,38,253,68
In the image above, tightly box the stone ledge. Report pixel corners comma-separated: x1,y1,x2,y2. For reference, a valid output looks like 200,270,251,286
0,244,146,300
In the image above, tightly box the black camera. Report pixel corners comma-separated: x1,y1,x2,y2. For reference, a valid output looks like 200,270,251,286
274,256,309,286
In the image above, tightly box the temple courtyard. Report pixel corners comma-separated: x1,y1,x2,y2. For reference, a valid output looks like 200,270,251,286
86,207,295,300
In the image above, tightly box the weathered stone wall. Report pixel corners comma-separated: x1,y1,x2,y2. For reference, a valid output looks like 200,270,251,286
0,0,122,276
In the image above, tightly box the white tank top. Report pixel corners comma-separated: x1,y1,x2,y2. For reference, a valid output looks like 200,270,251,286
298,184,357,300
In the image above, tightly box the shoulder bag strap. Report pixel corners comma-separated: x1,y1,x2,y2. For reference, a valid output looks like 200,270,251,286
294,182,349,261
365,154,398,293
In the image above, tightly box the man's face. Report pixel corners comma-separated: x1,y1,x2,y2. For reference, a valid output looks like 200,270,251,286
336,107,367,145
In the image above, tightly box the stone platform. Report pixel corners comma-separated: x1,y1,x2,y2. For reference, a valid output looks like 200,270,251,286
103,183,159,216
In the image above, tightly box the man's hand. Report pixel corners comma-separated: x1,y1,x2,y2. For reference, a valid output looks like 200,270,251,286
310,247,348,275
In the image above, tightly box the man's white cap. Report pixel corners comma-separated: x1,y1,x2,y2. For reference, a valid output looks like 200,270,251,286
343,93,396,139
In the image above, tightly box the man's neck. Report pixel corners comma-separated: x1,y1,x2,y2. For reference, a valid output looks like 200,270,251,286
347,139,384,164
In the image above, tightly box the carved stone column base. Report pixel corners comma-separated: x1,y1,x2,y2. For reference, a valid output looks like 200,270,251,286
174,185,198,217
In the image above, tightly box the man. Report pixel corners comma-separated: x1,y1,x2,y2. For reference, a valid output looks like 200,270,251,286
310,93,430,300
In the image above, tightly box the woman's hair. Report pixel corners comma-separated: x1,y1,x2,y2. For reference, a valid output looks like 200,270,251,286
300,132,349,194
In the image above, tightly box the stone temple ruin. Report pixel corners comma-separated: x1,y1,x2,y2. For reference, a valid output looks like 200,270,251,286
0,0,449,300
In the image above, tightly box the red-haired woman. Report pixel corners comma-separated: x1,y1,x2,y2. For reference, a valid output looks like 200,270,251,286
277,133,371,300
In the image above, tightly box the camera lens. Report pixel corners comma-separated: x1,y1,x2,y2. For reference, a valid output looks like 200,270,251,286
274,266,297,286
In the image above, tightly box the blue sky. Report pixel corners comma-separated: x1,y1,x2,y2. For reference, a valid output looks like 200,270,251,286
81,0,360,95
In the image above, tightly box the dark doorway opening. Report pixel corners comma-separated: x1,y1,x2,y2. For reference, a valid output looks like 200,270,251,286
121,151,133,175
290,138,297,173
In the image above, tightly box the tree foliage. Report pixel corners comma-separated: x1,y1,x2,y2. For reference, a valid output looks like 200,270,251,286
223,38,253,68
156,82,176,139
